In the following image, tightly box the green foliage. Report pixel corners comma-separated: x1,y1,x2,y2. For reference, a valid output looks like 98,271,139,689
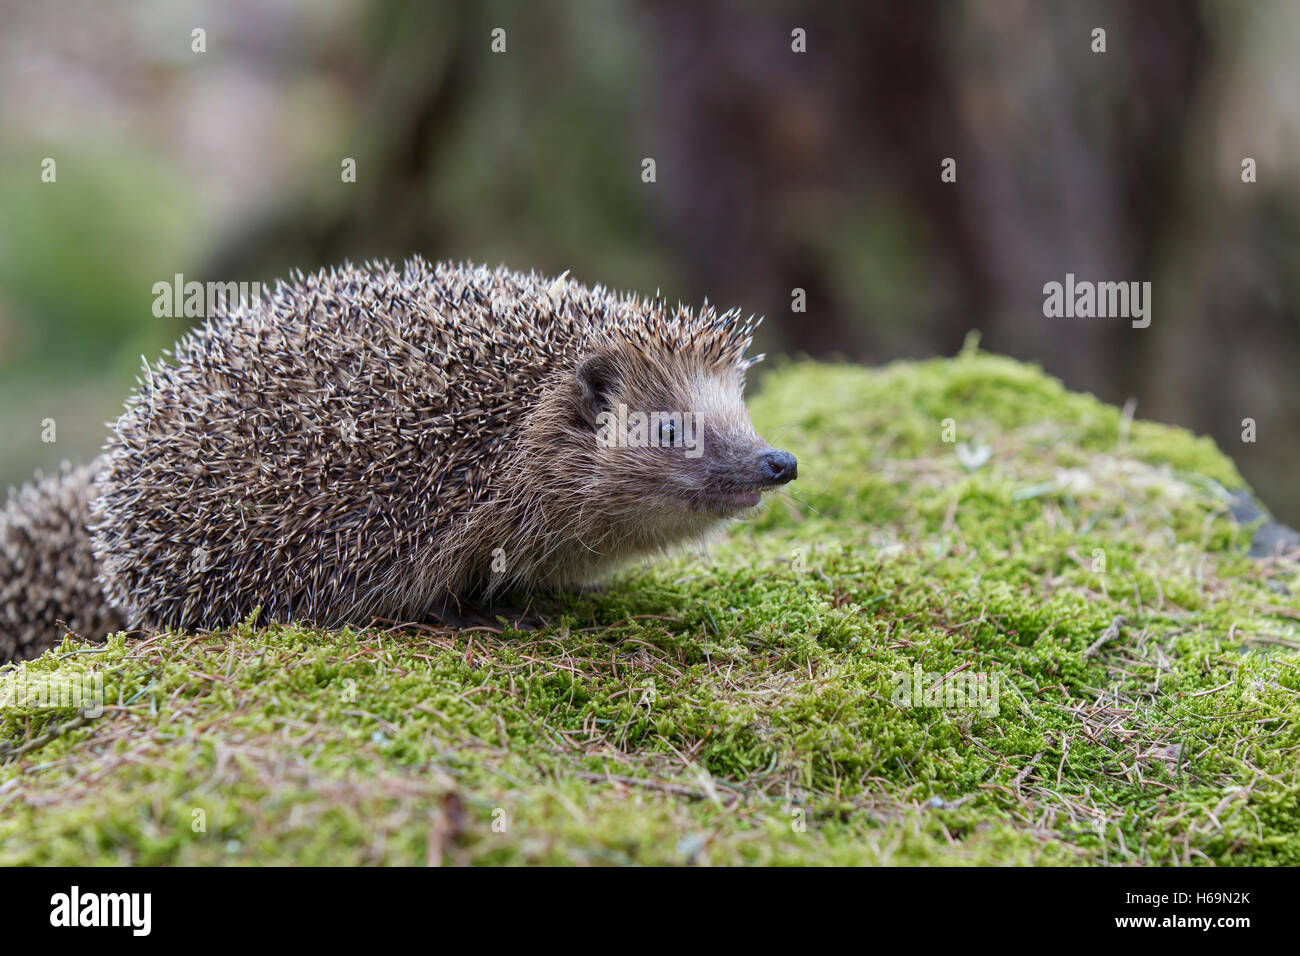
2,351,1297,865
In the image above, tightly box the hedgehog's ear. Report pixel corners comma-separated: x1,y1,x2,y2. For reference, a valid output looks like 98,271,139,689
574,354,617,428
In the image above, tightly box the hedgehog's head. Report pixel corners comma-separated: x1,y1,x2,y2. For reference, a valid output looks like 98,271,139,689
481,298,800,590
562,322,796,531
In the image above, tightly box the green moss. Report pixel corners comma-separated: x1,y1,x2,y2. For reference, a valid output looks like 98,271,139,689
2,349,1297,865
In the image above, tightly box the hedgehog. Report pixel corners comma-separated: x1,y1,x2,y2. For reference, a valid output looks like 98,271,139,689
1,460,125,661
81,258,797,637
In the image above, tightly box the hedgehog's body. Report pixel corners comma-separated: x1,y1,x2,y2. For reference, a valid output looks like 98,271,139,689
87,258,796,634
0,461,124,661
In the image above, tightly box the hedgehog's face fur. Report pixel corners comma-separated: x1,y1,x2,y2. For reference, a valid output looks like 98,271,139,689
568,349,796,522
476,301,797,594
493,336,795,594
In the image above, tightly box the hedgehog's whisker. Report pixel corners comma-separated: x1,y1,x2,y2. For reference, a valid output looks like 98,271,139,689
774,488,819,516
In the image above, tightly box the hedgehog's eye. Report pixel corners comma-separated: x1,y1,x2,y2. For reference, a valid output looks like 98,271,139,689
658,418,677,446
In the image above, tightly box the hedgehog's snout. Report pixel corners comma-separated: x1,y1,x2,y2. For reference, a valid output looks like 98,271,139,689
756,448,798,486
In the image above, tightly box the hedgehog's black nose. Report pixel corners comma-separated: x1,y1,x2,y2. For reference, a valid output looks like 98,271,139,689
758,449,798,485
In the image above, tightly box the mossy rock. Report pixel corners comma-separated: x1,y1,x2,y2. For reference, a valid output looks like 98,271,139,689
3,348,1298,865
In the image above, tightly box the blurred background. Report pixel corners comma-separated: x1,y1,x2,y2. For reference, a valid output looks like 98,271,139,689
1,0,1297,520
